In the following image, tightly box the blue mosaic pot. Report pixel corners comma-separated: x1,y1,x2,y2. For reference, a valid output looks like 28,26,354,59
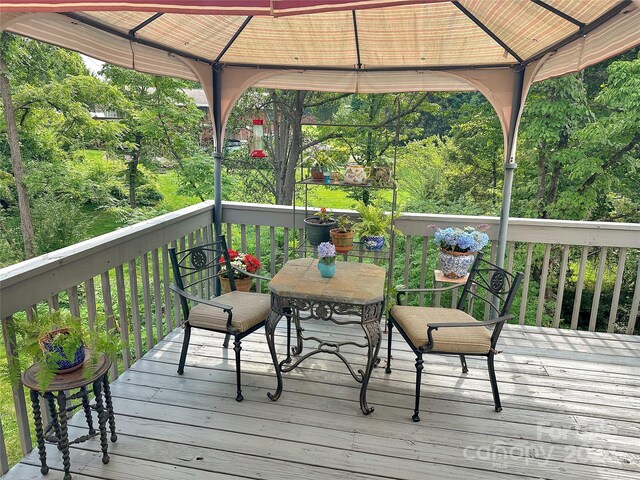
40,329,86,373
439,249,476,278
317,260,336,278
361,235,385,251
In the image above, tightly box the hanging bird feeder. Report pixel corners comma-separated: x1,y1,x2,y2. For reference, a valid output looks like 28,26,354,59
250,119,267,158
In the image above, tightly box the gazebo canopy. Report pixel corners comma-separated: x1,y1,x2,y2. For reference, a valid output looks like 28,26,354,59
2,0,639,265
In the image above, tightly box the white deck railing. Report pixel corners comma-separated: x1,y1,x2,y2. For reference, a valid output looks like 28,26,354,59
1,200,639,471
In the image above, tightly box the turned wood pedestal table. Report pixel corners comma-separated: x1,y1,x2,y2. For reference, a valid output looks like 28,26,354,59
21,353,117,480
265,258,386,414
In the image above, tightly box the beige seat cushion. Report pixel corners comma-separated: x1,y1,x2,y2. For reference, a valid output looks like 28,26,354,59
391,306,491,354
188,291,271,333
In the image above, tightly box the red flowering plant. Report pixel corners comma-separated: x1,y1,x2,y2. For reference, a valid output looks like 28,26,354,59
219,249,262,279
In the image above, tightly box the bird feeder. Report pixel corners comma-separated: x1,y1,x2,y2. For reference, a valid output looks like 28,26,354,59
250,119,266,158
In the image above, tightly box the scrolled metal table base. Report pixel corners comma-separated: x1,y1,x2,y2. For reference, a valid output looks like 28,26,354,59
265,293,383,414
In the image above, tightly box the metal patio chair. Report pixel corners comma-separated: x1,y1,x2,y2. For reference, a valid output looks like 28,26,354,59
385,253,523,421
169,235,275,402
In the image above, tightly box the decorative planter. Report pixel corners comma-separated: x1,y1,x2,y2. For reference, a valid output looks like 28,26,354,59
304,217,337,246
317,260,336,278
361,235,385,251
373,166,392,186
330,229,355,253
39,329,85,373
440,249,475,278
344,163,369,184
220,275,253,293
310,167,325,182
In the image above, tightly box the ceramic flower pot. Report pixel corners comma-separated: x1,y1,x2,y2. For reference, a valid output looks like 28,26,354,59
373,166,392,186
317,260,336,278
330,229,355,253
304,217,337,246
361,235,385,251
220,275,253,293
440,249,475,278
39,329,85,373
343,163,370,185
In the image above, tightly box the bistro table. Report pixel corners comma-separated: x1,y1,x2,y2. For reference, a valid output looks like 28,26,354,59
265,257,386,414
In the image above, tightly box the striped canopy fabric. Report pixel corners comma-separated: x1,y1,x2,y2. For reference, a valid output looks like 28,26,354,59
1,1,638,81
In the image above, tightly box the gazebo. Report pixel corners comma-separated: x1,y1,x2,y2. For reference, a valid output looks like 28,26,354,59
2,0,639,266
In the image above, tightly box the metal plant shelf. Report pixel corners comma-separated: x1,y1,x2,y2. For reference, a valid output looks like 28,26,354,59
297,177,396,189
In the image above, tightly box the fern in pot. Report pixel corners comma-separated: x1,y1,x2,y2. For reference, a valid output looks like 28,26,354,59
355,202,399,251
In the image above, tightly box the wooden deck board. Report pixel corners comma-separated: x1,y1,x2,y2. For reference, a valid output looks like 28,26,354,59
6,323,640,480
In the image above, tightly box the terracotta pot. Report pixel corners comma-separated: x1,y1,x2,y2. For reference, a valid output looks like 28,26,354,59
330,228,355,253
439,249,475,278
220,275,253,293
310,167,325,182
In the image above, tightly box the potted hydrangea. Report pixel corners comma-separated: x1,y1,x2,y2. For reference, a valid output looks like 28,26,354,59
317,242,336,278
432,225,490,278
219,249,262,292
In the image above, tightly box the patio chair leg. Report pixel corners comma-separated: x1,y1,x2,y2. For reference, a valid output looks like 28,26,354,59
385,318,393,374
488,353,502,412
412,353,424,422
223,333,231,348
459,354,468,374
177,324,191,375
233,336,244,402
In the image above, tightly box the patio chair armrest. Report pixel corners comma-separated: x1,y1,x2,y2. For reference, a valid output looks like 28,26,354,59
396,284,461,304
231,266,271,282
425,315,513,347
169,284,233,311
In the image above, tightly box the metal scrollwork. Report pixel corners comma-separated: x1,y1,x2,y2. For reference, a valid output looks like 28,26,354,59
490,271,505,293
190,247,208,270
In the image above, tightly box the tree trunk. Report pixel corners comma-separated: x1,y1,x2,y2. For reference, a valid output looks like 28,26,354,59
0,37,37,259
536,140,548,219
128,157,139,208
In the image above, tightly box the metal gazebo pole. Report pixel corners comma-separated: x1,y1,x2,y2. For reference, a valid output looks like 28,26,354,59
212,63,223,239
496,67,526,269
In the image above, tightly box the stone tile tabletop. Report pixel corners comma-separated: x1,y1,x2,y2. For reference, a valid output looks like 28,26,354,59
269,258,386,305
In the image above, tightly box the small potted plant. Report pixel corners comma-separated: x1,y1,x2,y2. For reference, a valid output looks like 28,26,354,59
7,311,121,390
304,207,337,246
317,242,336,278
355,202,398,250
431,225,490,278
371,157,393,187
309,151,335,182
330,215,356,253
219,249,262,293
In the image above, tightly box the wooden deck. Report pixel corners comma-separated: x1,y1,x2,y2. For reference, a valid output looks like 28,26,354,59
4,321,640,480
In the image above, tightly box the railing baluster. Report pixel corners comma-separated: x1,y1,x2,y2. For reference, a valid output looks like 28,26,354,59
518,243,534,325
270,226,276,276
419,236,428,307
115,265,131,370
553,245,570,328
589,246,608,332
507,241,515,273
162,244,174,332
100,271,118,379
128,259,143,359
140,253,154,350
571,246,589,330
485,241,498,320
173,240,182,325
2,316,32,455
627,259,640,335
85,277,97,330
240,224,247,252
403,235,412,294
608,247,627,333
0,418,9,475
204,225,213,298
48,294,59,312
151,249,164,341
535,243,552,327
255,225,262,293
284,228,290,262
226,222,233,246
67,286,81,317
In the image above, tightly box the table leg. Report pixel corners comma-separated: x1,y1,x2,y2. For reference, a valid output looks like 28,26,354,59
359,316,382,415
291,315,304,356
79,386,95,435
45,393,61,446
102,374,118,442
92,380,110,465
29,390,48,475
56,392,72,480
265,309,284,401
